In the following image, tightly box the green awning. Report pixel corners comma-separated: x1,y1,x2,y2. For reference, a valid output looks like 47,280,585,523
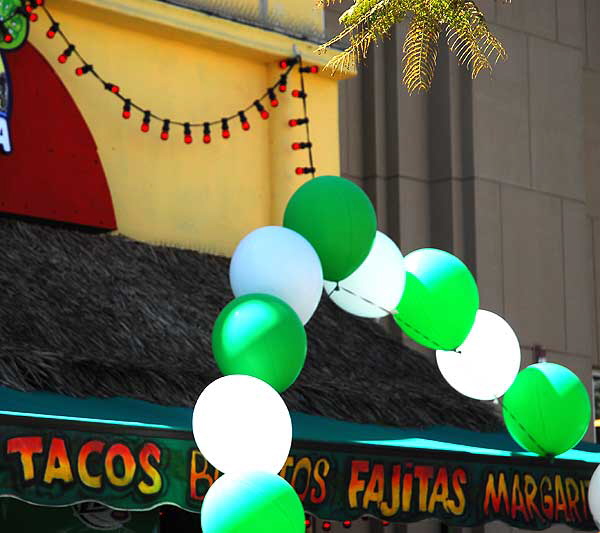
0,386,597,530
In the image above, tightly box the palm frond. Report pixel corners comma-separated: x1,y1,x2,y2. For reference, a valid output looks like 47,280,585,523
445,1,506,78
402,13,440,92
317,0,506,90
317,0,407,74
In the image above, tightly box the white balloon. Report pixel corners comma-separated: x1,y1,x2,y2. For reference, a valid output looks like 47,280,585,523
436,310,521,401
192,375,292,474
589,464,600,522
324,231,406,318
230,226,323,324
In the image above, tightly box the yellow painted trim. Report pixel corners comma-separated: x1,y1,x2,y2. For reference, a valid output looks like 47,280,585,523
64,0,356,79
595,419,600,428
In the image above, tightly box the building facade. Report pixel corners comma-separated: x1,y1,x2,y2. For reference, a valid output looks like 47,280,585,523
1,0,599,531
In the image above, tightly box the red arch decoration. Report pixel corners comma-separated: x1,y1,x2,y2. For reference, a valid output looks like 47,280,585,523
0,42,116,230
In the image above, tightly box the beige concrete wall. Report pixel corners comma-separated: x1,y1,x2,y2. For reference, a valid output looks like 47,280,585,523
327,2,599,532
471,0,597,442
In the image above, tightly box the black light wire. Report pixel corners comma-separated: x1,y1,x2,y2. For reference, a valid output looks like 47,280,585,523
330,283,450,351
297,56,316,178
6,1,317,176
332,282,551,456
38,3,298,128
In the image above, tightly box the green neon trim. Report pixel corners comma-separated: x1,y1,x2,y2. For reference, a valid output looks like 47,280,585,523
2,387,600,464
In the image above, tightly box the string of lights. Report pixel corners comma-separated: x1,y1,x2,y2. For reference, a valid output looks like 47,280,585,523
1,0,318,176
287,55,317,177
304,514,392,530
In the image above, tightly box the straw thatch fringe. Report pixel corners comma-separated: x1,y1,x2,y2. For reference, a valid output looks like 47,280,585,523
0,218,502,431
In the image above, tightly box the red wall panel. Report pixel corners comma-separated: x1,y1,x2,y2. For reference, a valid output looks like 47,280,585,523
0,43,116,230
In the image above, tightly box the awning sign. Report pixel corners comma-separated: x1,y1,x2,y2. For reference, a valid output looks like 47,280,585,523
0,424,595,530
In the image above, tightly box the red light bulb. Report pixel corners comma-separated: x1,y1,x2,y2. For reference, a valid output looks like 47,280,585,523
75,67,84,76
289,119,298,127
141,122,150,133
292,142,301,150
25,4,33,13
222,129,231,139
268,89,279,107
160,119,171,141
3,34,12,43
279,60,288,69
292,89,300,97
46,22,59,38
29,12,38,22
111,85,120,94
295,167,304,175
260,110,269,119
58,54,67,64
242,121,250,131
310,66,319,73
122,100,132,119
160,119,170,139
279,84,287,92
183,123,194,144
35,0,44,5
203,134,211,144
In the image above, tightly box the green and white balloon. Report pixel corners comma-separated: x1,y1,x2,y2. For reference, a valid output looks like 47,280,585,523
324,231,406,318
230,226,323,324
588,464,600,523
192,375,292,474
212,294,307,393
201,471,304,533
503,362,591,457
283,176,377,282
436,310,521,401
394,248,479,350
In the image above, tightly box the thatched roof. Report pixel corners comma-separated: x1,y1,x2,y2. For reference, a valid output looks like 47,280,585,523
0,218,503,431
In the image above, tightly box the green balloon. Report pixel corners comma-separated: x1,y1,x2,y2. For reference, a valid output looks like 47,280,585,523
283,176,377,282
394,248,479,350
503,362,591,457
212,294,307,393
201,471,305,533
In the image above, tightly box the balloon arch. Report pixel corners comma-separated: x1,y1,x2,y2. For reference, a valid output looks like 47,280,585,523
190,176,593,532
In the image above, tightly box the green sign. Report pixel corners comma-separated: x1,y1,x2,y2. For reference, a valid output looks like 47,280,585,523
0,424,596,530
0,0,29,52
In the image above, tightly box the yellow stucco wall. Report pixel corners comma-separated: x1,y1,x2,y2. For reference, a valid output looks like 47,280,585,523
28,0,343,256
